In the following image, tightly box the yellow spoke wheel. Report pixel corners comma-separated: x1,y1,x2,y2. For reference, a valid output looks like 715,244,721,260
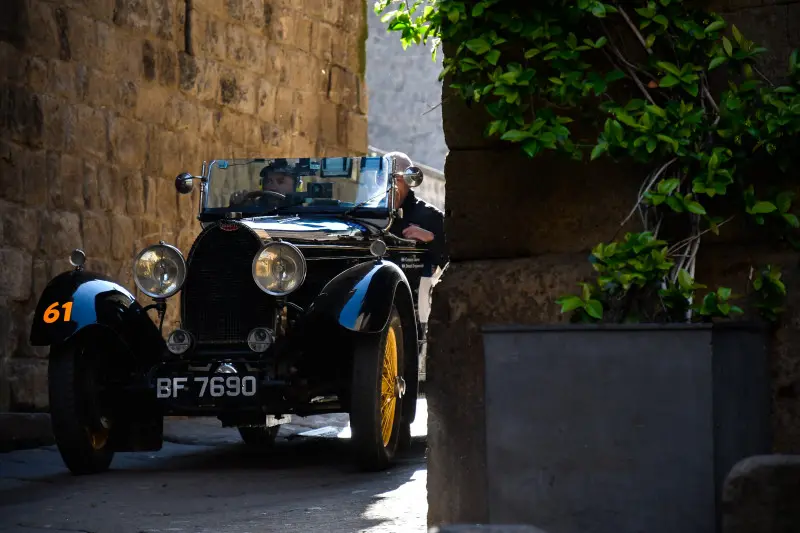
380,326,399,447
350,305,407,472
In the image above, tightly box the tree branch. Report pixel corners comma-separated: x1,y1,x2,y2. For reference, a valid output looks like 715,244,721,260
612,158,678,241
602,46,657,105
668,215,735,253
616,5,653,56
753,65,776,88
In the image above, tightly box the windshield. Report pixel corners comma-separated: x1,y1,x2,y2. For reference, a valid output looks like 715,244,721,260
202,157,391,217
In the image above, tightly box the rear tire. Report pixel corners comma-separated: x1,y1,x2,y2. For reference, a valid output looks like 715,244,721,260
238,425,280,448
49,343,114,475
350,305,406,471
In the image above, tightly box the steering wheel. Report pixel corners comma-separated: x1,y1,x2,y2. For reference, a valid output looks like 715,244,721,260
244,190,285,200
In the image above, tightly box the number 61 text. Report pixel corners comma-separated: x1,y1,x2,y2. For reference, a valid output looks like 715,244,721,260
43,302,74,323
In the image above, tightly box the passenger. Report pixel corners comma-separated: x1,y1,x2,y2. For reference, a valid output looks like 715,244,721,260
385,151,448,333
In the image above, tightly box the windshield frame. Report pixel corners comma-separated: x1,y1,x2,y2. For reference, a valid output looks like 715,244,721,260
197,157,396,222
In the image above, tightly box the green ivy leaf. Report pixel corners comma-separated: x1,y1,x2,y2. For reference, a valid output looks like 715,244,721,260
709,56,727,70
591,3,607,17
500,129,531,142
732,25,744,46
591,142,608,160
486,49,501,65
678,269,693,290
585,299,604,319
686,201,707,215
705,20,726,33
522,139,541,157
723,36,733,57
653,14,669,27
783,214,800,228
776,192,793,213
750,201,777,214
581,282,592,301
659,75,681,88
466,38,491,55
556,296,584,313
665,195,684,212
656,62,682,76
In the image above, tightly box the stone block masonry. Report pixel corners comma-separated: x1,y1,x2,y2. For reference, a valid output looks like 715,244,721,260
0,0,368,412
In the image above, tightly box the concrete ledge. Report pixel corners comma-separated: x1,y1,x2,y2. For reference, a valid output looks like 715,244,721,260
0,413,54,452
722,454,800,533
429,526,549,533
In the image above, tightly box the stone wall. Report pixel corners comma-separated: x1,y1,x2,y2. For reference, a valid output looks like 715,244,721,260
427,0,800,528
365,5,446,170
722,455,800,533
0,0,368,412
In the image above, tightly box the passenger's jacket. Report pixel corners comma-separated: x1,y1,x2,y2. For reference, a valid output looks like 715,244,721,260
389,190,448,276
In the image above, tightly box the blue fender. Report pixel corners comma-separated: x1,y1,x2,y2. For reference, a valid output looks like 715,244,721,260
309,260,415,334
29,269,165,361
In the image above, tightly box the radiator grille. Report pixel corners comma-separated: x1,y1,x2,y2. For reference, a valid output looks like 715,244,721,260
182,222,273,344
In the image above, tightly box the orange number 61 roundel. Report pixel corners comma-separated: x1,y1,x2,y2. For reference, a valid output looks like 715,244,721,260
43,302,74,324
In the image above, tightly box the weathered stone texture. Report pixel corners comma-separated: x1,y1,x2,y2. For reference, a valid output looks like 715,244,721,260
0,0,368,412
426,256,594,525
722,454,800,533
428,0,800,528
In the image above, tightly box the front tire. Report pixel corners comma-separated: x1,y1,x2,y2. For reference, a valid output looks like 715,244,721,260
350,305,406,471
49,343,114,475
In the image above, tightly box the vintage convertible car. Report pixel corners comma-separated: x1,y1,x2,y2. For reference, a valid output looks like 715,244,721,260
30,155,433,475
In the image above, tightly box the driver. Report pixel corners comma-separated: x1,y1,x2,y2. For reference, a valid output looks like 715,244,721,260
260,158,300,195
229,159,302,207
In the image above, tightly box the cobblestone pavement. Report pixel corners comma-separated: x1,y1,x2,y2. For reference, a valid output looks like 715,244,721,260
0,402,429,533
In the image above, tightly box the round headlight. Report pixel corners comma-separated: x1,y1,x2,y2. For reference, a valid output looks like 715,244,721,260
132,242,187,299
252,242,307,296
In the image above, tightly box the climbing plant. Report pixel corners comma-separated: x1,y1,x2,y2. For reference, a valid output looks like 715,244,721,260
375,0,800,324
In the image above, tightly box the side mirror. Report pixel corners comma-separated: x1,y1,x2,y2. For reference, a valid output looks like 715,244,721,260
403,166,424,188
175,172,194,195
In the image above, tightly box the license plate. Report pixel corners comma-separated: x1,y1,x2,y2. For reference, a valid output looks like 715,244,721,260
155,375,258,399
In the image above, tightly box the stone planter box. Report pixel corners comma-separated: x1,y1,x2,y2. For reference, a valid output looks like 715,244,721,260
481,323,772,533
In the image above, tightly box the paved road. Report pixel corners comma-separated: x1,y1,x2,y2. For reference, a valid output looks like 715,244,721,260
0,402,429,533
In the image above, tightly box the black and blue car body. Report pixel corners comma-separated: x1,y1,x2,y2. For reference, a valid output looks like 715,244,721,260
29,156,432,475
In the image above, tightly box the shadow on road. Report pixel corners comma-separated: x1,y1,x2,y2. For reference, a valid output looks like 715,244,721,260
0,430,429,532
109,434,428,475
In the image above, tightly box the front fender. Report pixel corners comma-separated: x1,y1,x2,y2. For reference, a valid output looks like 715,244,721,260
309,260,414,334
29,270,165,360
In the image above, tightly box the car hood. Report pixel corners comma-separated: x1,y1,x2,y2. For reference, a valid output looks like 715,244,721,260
238,215,376,243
